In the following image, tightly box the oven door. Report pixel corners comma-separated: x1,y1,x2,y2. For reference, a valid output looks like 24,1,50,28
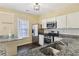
44,36,51,43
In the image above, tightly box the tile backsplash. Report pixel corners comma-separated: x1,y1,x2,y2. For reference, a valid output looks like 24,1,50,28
0,34,16,39
44,28,79,35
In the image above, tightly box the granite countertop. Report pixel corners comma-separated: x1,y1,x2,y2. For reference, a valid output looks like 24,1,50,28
60,32,79,35
18,43,54,56
0,38,18,43
20,38,79,56
0,37,27,43
59,33,79,38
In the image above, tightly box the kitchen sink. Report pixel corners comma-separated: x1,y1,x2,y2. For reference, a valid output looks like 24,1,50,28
40,41,65,56
40,43,55,55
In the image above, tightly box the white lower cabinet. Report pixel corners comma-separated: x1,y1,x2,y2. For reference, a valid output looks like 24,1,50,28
39,35,44,45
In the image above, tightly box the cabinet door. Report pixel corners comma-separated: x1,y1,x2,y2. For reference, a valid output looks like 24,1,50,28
0,12,15,35
0,12,15,23
42,19,47,28
0,22,15,35
67,12,79,28
39,35,44,45
56,15,67,28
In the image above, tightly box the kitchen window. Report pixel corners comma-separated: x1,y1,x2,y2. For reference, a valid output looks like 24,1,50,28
17,18,29,39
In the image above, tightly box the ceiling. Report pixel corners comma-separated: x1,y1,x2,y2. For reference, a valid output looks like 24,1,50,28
0,3,74,15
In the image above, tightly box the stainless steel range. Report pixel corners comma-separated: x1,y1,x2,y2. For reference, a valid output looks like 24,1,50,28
44,31,59,43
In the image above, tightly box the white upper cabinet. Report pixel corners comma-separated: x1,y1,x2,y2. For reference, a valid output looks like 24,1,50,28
0,12,15,35
56,15,67,28
0,12,15,23
67,12,79,28
42,19,47,28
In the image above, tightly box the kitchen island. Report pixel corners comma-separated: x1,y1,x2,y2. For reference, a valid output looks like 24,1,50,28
1,33,79,56
20,38,79,56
